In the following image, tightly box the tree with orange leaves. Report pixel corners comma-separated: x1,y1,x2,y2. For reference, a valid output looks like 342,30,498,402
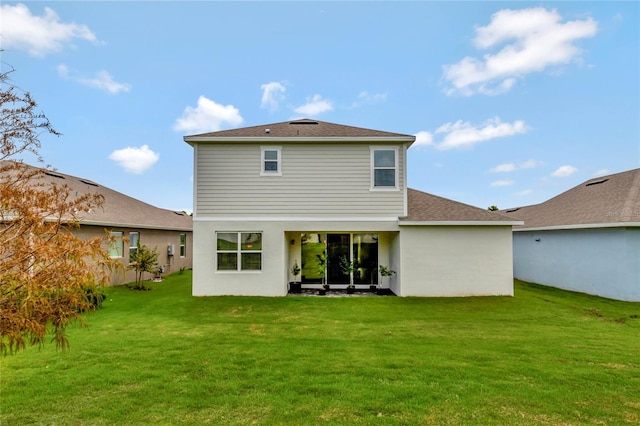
1,68,116,354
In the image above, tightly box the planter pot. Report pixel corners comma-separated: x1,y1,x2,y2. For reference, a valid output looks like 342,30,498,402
318,289,327,296
346,287,355,294
369,285,377,291
289,282,302,294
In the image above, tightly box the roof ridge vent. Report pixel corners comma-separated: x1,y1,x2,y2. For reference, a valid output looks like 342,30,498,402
585,178,609,187
289,119,318,125
506,208,520,213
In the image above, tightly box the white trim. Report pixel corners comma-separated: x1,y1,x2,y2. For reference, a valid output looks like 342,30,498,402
194,216,400,222
370,146,399,191
260,146,282,176
185,136,416,144
403,143,408,217
399,220,523,226
514,222,640,232
193,144,198,219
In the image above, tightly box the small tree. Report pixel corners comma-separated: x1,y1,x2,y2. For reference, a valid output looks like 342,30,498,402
316,251,327,288
1,68,117,354
290,259,301,282
339,255,357,288
488,205,499,211
378,265,396,289
127,242,158,290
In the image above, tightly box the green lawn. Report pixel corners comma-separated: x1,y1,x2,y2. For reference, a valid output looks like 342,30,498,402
2,271,639,425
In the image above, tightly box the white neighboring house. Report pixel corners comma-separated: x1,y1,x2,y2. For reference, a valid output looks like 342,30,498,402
504,168,640,302
185,119,521,297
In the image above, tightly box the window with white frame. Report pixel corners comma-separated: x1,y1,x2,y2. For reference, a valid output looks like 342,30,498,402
371,147,398,189
216,232,262,271
129,232,139,259
261,147,281,176
179,233,186,257
108,231,124,258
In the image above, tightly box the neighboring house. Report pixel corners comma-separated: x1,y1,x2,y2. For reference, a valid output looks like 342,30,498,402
2,163,193,285
185,119,521,297
504,168,640,302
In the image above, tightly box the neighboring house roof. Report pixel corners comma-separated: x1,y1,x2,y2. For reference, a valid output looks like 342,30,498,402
402,188,521,225
1,162,192,231
184,118,416,142
503,168,640,230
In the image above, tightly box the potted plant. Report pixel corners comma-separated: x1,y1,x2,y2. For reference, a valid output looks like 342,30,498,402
339,255,357,294
317,251,328,295
289,260,301,294
378,265,396,295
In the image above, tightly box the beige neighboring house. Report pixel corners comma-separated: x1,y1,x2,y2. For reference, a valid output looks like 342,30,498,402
3,163,193,285
185,119,521,297
504,168,640,301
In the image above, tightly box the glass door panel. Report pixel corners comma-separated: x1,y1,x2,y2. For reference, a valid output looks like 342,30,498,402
301,233,326,284
353,234,379,285
327,234,350,284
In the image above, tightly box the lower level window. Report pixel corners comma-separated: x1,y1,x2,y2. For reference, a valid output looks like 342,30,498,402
217,232,262,271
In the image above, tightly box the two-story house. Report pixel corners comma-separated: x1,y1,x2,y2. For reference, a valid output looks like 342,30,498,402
185,119,521,297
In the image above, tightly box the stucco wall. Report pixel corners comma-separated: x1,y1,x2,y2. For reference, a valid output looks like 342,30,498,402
513,227,640,301
399,226,514,297
192,220,400,296
76,226,193,286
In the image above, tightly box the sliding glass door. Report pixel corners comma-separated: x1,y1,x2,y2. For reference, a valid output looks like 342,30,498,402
300,233,378,285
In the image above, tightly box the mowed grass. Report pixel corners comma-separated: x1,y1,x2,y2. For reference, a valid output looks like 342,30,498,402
2,272,639,425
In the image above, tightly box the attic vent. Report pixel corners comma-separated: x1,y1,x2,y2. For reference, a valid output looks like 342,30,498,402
506,208,520,213
585,178,609,187
289,120,318,125
44,171,65,179
80,179,99,187
174,211,185,216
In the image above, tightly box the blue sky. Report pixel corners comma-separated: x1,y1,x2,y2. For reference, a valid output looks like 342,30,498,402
1,1,638,213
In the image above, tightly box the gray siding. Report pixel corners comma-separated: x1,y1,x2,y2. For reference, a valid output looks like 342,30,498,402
195,143,405,217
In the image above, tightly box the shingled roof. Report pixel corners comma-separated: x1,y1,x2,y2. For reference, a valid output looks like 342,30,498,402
1,162,192,231
402,188,521,224
184,119,415,141
502,168,640,229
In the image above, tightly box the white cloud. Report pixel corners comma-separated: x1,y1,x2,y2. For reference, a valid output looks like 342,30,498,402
58,64,130,94
173,96,243,134
108,145,159,174
489,158,541,173
551,165,578,177
260,82,286,112
593,168,611,176
294,94,333,116
443,7,598,96
520,158,540,169
515,189,533,196
350,91,388,108
434,117,529,150
413,131,434,147
0,3,100,57
489,163,517,173
491,179,515,187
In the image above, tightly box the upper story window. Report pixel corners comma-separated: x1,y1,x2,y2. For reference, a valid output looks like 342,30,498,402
371,147,398,190
261,146,282,176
